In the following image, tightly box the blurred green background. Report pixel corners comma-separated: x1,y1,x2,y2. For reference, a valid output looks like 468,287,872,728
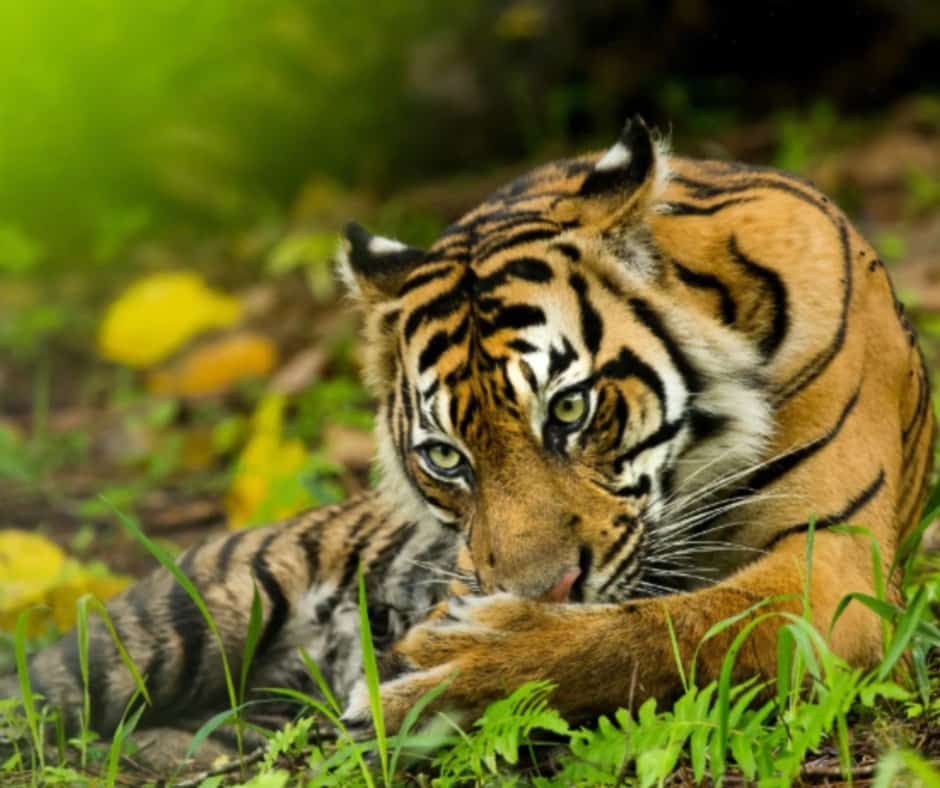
0,0,938,621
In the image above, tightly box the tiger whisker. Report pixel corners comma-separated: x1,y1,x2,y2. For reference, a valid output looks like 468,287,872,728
655,491,800,538
656,442,805,520
659,439,799,510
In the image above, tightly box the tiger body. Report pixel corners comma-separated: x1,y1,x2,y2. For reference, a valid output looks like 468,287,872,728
3,119,933,742
4,495,457,735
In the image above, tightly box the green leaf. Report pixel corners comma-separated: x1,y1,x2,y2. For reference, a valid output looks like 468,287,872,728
358,565,388,787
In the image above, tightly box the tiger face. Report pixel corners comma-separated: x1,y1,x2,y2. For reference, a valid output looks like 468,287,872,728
342,119,773,604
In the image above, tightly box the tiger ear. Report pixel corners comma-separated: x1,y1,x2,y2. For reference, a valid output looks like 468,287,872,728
338,222,426,303
580,115,655,197
577,115,664,227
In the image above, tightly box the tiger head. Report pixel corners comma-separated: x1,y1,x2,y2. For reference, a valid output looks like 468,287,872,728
340,118,772,604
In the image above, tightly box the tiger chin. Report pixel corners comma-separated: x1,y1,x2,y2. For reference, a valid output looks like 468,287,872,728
338,116,933,734
3,117,933,751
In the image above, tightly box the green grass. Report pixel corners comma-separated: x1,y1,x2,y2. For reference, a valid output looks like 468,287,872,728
2,482,940,786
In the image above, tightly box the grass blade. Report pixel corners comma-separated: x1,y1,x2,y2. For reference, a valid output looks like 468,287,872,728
239,579,265,706
84,597,152,707
389,671,457,777
298,647,342,717
14,608,43,770
358,564,389,787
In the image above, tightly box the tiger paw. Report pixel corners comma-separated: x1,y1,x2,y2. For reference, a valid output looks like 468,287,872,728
342,594,590,736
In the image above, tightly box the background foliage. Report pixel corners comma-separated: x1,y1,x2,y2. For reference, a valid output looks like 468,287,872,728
0,0,938,784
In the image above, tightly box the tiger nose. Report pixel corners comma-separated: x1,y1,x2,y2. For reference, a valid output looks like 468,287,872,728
539,567,582,603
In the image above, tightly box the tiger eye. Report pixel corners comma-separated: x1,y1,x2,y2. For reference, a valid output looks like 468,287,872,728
551,391,587,425
427,443,462,471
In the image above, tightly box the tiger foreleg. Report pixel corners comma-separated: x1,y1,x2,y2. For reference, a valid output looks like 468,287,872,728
345,529,884,734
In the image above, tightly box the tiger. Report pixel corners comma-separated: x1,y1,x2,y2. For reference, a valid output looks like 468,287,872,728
2,117,934,751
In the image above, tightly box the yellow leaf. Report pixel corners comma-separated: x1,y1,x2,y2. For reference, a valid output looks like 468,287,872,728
98,272,243,367
0,530,130,635
147,331,278,398
47,573,131,633
225,394,315,528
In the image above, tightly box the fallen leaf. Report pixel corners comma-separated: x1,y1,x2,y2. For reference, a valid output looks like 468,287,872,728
225,393,316,529
98,271,243,367
147,331,278,398
0,530,130,635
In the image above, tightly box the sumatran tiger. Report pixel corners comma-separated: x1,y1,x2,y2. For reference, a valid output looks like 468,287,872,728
2,117,934,745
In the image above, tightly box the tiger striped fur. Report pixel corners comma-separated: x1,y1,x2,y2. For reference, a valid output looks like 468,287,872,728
2,117,933,744
1,494,456,736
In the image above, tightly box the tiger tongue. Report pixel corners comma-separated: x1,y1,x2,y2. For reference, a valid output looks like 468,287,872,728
539,568,582,603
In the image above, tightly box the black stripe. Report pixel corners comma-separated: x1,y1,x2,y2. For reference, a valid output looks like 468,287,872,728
901,347,933,467
166,551,205,703
403,273,470,341
442,209,543,239
673,170,829,214
548,337,578,379
298,526,322,587
458,395,480,435
673,261,737,325
630,298,703,394
615,474,651,499
902,369,928,444
899,428,933,527
600,515,639,567
480,304,546,337
474,257,554,293
448,390,459,430
662,197,756,216
599,539,643,594
672,174,729,199
85,632,113,729
903,391,932,473
476,209,548,230
252,532,290,656
127,591,164,703
500,364,518,405
727,236,789,360
367,520,418,581
315,514,375,623
900,418,936,527
551,242,581,262
508,338,538,354
476,228,558,261
216,529,249,576
689,409,730,442
615,418,684,472
340,514,376,590
570,273,603,356
764,468,886,550
418,330,451,372
423,246,470,265
599,347,666,409
749,385,861,492
776,218,852,403
397,264,456,297
585,349,633,402
612,392,629,448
